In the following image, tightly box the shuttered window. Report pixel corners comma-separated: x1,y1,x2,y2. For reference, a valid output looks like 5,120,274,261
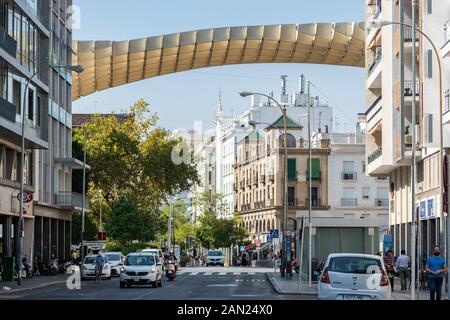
307,158,321,179
288,159,297,180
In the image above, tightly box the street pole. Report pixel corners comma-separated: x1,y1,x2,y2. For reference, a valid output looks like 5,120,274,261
99,190,103,250
410,1,417,299
81,126,86,261
307,80,312,288
282,106,288,278
17,71,39,285
168,200,172,252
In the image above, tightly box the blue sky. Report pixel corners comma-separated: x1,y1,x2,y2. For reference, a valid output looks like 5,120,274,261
73,0,365,132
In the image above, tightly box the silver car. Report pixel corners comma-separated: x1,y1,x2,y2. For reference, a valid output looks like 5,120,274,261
120,253,163,288
104,252,124,276
317,253,392,300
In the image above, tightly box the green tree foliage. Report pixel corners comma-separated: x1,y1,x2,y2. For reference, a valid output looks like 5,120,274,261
194,191,249,249
72,99,199,209
105,194,160,243
72,212,98,244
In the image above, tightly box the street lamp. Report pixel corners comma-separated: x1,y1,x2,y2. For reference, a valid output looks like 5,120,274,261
168,197,180,253
239,91,289,278
368,16,447,299
16,64,84,285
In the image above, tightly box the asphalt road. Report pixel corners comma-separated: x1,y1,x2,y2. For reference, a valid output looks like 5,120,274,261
0,267,314,300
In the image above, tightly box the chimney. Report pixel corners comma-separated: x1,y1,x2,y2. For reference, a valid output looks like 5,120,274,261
300,74,305,94
281,75,288,95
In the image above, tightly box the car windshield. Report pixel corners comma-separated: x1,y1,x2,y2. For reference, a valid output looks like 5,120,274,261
328,257,382,274
105,254,121,261
83,257,95,264
125,255,155,266
208,251,222,256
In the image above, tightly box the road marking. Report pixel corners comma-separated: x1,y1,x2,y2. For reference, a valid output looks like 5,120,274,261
218,272,227,275
190,272,199,275
248,272,256,275
233,272,239,275
204,272,213,275
206,284,238,287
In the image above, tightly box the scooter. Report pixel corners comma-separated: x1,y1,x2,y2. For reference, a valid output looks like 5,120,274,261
164,261,176,281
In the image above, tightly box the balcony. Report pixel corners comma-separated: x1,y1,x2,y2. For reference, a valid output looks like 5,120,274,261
305,198,323,208
266,199,274,207
444,89,450,125
254,201,265,209
341,198,357,207
288,198,298,207
404,81,420,102
376,176,388,181
0,25,17,57
368,147,382,164
306,171,321,180
55,158,91,170
367,50,382,89
375,199,389,207
341,172,357,181
268,174,275,182
241,204,251,212
442,20,450,58
0,97,17,123
55,192,89,212
404,27,419,43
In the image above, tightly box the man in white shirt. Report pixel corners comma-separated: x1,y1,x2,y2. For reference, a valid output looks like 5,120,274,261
396,250,411,290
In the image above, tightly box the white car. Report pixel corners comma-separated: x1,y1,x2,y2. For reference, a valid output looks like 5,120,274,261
104,252,124,276
317,253,391,300
142,248,163,260
120,253,163,288
81,255,112,280
206,250,224,267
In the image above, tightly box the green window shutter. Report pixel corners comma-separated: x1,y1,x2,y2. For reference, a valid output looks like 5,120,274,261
288,159,296,180
307,159,321,179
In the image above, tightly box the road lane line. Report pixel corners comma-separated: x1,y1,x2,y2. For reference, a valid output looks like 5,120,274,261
204,272,213,275
190,272,199,275
218,272,226,275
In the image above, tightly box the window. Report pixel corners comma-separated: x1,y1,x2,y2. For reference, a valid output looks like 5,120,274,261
13,80,21,114
288,187,295,205
288,159,297,180
425,0,432,14
426,50,433,78
343,161,355,180
417,161,424,184
286,133,296,148
362,161,366,173
377,188,389,200
36,95,41,126
362,187,370,199
28,89,34,121
307,158,321,179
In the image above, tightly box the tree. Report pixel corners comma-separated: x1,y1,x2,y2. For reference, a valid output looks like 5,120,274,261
72,212,98,244
72,99,200,209
193,191,249,249
105,194,159,243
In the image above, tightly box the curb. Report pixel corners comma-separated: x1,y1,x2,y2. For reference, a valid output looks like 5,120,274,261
0,280,67,295
265,273,318,296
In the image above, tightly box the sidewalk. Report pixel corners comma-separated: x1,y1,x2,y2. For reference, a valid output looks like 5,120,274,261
0,274,68,295
266,272,318,296
266,272,449,300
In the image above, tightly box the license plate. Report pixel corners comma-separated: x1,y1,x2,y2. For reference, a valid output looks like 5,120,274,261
341,295,368,300
132,276,141,281
167,270,173,274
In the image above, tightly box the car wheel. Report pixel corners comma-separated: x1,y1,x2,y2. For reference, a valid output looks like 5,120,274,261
107,276,112,280
152,281,157,288
120,281,125,288
158,279,163,287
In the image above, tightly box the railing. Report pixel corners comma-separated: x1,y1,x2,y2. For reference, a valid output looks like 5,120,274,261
341,198,357,206
0,24,17,57
241,204,251,212
305,198,322,208
341,172,357,181
266,199,274,207
268,174,275,182
404,81,420,96
368,50,382,74
404,27,419,42
246,179,251,187
55,192,88,209
0,97,17,123
288,198,298,207
366,95,382,116
254,201,265,209
368,147,382,164
253,176,259,185
375,199,389,207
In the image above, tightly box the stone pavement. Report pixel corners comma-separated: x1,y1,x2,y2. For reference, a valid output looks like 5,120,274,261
266,272,447,300
0,273,69,295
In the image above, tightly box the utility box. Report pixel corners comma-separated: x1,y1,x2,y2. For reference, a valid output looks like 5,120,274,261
2,257,15,282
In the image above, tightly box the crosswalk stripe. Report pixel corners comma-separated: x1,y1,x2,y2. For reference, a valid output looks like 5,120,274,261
190,272,199,275
248,272,256,275
219,272,227,275
233,272,239,275
204,272,213,275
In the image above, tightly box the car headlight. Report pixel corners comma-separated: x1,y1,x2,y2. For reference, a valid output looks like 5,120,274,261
82,265,87,270
150,268,156,273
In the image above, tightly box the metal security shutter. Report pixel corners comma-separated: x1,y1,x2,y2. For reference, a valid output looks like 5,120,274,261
308,158,321,179
288,159,296,180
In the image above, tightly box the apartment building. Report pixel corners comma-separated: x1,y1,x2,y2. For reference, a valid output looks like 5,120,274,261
0,0,79,264
365,0,450,258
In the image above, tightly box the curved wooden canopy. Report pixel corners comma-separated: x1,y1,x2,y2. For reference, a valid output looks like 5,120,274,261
72,22,365,101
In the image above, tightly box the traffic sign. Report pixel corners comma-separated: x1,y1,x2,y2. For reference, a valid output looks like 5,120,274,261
17,192,33,203
269,229,279,239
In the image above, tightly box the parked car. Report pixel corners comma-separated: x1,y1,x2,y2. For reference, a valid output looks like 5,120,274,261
120,253,163,288
80,255,111,280
317,253,391,300
206,250,224,267
104,252,124,276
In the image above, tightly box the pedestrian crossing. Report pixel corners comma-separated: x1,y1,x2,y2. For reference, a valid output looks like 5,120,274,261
177,271,265,276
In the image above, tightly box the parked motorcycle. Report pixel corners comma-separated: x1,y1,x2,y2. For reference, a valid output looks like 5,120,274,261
164,260,177,281
48,259,59,276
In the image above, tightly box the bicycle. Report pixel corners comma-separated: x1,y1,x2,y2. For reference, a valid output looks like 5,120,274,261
95,265,103,283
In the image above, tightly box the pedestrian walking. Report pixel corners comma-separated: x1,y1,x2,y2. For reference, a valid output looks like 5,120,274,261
425,245,448,301
383,250,396,291
396,250,410,290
